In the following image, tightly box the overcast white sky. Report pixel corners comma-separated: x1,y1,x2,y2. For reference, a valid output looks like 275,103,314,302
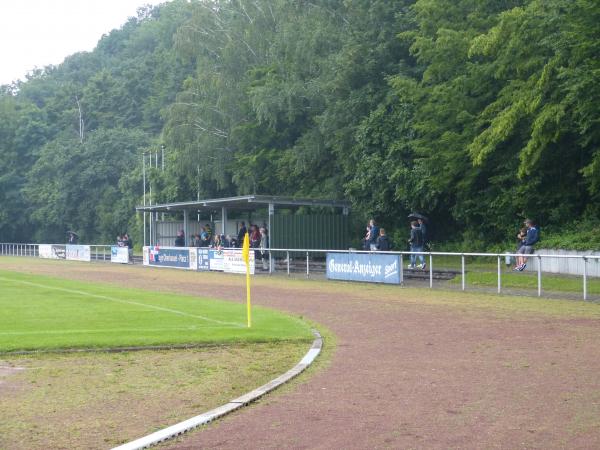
0,0,169,85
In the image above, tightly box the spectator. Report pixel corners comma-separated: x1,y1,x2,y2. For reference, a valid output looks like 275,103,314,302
199,227,210,247
250,225,261,248
204,223,212,242
376,228,392,251
213,234,222,249
123,233,133,262
417,218,428,250
174,230,185,247
191,234,201,247
123,233,133,249
362,225,371,251
368,219,379,251
514,219,540,271
237,221,247,247
516,227,527,251
67,231,78,244
259,227,269,270
116,235,124,247
408,221,425,270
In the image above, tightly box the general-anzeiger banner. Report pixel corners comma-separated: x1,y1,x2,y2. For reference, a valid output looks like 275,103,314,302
326,252,401,284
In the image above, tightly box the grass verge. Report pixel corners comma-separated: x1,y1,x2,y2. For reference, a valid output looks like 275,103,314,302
0,343,309,449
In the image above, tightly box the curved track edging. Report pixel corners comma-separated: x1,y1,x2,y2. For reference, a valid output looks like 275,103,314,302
112,329,323,450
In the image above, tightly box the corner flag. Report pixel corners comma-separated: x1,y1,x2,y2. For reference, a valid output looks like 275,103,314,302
242,232,251,327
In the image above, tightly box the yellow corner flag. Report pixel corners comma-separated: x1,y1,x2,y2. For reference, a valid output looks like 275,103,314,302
242,232,251,327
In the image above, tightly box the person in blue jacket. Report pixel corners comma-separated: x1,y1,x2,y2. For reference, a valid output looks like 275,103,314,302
514,219,540,271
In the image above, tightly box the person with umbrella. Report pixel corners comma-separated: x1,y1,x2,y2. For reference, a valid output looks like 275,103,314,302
408,213,429,250
407,220,425,269
67,231,79,244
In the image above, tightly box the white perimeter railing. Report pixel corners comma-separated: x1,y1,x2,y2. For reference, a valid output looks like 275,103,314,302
1,242,599,301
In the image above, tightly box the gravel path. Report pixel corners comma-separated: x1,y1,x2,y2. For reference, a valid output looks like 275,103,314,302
2,260,600,449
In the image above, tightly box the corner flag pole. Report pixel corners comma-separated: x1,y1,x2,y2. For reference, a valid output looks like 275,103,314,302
242,232,251,327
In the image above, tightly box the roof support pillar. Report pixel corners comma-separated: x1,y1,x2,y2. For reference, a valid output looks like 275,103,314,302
221,206,228,237
183,210,189,247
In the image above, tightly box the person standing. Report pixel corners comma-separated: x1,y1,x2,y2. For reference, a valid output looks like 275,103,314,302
259,227,269,270
417,218,427,249
514,219,540,271
174,230,185,247
408,221,425,269
237,222,247,248
368,219,379,251
376,228,392,251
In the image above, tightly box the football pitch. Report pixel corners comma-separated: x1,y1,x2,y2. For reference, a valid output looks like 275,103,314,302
0,270,313,352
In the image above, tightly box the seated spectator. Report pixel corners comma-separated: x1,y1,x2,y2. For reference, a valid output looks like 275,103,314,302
514,219,540,271
174,230,185,247
516,227,527,251
376,228,392,251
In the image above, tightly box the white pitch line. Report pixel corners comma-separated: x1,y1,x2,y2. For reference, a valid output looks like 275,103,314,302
0,326,238,336
0,277,244,328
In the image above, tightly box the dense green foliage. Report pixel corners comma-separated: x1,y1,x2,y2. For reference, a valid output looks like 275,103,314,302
0,0,598,248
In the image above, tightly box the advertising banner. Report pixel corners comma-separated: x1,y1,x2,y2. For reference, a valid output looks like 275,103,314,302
38,244,56,259
208,249,224,271
223,249,255,275
326,252,401,284
111,246,130,264
38,244,67,260
196,248,210,271
144,246,193,269
66,245,91,262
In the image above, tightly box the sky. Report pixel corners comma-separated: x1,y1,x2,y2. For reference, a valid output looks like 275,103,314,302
0,0,168,85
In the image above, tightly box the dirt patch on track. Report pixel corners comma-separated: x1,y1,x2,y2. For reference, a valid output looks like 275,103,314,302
3,258,600,449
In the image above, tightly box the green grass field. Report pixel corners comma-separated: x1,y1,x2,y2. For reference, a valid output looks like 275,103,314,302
0,270,313,352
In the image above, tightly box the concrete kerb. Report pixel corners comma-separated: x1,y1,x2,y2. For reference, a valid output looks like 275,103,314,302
112,329,323,450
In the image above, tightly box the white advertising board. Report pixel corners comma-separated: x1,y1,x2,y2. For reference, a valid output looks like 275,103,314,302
111,246,130,264
223,249,255,275
66,245,91,262
38,244,55,259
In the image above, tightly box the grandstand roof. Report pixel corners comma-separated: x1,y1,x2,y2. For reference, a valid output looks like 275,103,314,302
135,194,350,213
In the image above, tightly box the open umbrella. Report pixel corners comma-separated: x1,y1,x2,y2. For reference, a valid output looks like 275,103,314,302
408,212,428,222
66,230,79,237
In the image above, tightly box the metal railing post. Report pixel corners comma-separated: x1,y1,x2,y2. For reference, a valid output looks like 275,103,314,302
306,252,309,278
269,252,272,274
461,254,465,291
497,256,501,294
287,251,290,276
429,253,433,288
537,255,542,297
583,256,588,301
400,254,404,284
